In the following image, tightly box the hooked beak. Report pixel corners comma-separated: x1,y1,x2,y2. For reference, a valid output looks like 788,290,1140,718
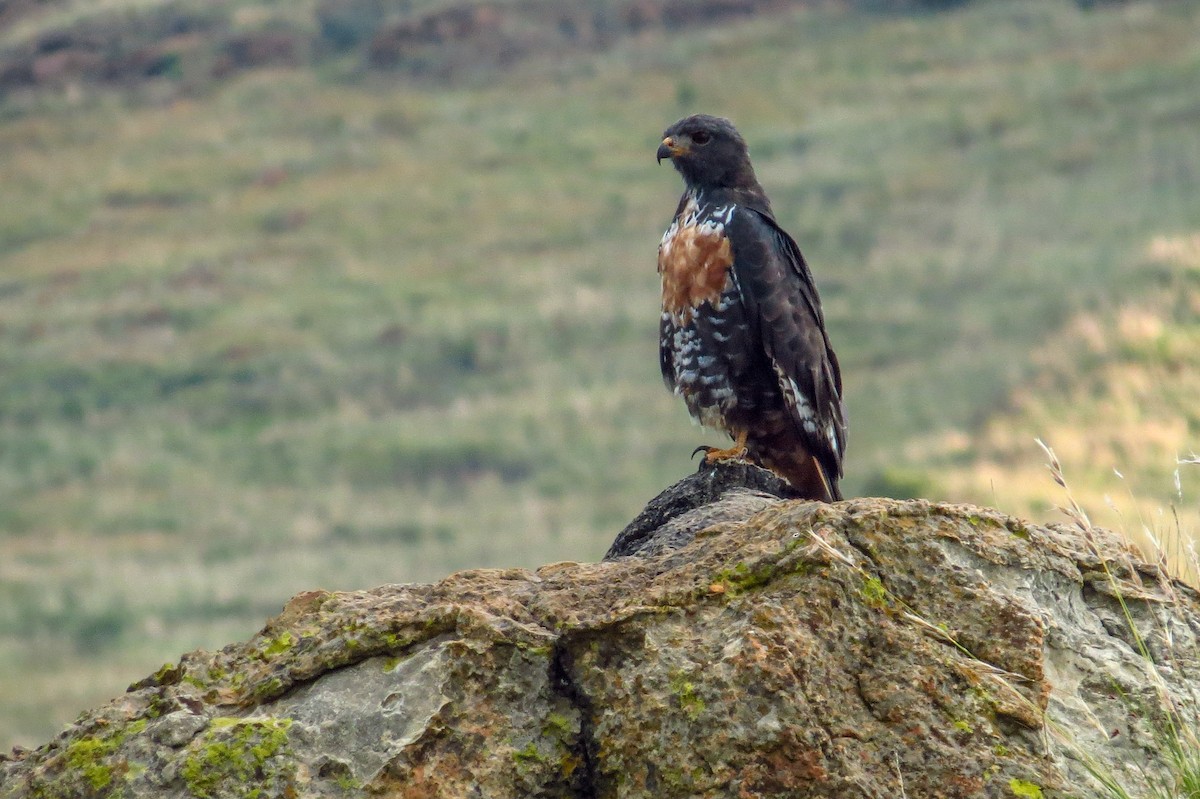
657,136,686,164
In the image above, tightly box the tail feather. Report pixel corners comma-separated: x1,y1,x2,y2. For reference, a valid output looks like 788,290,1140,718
761,450,840,502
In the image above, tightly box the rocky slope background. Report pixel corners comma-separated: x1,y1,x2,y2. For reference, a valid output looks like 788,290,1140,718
3,463,1199,798
0,0,1108,92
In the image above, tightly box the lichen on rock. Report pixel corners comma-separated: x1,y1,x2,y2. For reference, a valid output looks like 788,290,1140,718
179,717,294,799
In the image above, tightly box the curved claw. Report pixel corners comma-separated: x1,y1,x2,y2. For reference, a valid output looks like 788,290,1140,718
691,445,714,461
693,431,750,465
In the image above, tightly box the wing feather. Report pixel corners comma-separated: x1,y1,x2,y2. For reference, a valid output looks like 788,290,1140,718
729,208,846,480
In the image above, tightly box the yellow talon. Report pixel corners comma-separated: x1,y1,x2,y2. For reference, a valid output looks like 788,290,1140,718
693,430,749,464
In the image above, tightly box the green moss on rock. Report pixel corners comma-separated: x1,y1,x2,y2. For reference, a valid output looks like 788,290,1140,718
258,632,295,659
712,561,774,595
1008,777,1044,798
247,676,285,702
512,741,542,765
64,738,118,792
152,663,183,686
29,719,148,799
542,711,574,738
860,576,888,608
180,717,294,799
669,672,706,721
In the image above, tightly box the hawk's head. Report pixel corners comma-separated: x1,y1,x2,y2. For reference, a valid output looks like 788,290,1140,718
657,114,757,190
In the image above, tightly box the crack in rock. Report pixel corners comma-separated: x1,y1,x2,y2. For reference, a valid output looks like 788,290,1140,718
550,637,601,799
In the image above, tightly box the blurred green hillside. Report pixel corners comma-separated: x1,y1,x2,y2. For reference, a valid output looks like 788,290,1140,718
2,0,1199,749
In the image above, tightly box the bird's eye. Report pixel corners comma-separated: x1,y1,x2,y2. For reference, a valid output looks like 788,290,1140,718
692,131,712,145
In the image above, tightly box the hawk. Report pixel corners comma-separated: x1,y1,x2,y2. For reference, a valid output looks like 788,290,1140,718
656,114,846,501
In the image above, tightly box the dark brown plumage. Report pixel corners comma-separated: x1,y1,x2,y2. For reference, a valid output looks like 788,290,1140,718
656,114,846,501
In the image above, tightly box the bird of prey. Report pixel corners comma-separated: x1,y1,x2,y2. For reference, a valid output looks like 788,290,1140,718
656,114,846,501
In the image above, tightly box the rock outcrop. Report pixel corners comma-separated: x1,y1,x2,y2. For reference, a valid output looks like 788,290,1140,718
3,462,1198,798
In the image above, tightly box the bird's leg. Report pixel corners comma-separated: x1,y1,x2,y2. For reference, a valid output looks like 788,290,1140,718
693,430,749,464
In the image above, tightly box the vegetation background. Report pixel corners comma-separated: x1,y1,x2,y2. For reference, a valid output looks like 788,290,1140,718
1,0,1197,750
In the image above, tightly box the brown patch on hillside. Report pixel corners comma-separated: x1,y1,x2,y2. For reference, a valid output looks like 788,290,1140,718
0,0,953,92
